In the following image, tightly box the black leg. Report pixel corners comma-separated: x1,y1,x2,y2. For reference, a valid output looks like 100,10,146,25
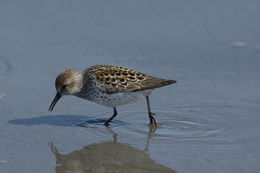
104,107,117,126
146,96,157,126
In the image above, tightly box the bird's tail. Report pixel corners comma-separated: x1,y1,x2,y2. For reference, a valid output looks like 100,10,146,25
132,78,177,91
160,79,177,86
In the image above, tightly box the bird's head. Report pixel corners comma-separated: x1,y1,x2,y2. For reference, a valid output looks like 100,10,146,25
49,69,83,111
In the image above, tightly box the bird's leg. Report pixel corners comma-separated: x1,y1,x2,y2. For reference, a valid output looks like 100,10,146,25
146,96,157,126
104,107,117,126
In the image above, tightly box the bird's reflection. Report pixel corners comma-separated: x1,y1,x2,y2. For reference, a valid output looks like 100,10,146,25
145,124,157,151
50,126,175,173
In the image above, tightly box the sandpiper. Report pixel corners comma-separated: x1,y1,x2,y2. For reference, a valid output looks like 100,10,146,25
49,65,177,126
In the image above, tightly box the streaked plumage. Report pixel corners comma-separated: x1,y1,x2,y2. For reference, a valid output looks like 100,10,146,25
49,65,177,126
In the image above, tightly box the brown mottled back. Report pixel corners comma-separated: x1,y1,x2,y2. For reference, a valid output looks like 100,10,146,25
88,65,176,93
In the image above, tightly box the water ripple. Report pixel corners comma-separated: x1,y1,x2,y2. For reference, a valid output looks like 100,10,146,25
74,118,127,127
119,102,260,148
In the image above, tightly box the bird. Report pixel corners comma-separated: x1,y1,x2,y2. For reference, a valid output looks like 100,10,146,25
49,64,177,126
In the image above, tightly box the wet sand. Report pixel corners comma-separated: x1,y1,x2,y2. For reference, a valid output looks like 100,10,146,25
1,1,260,173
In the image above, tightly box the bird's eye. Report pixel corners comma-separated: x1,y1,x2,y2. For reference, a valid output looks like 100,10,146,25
61,85,66,90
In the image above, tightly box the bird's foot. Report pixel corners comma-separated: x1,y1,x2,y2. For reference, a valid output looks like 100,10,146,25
148,112,157,126
104,121,110,126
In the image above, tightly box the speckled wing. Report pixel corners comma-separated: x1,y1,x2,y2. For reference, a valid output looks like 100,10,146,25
92,65,176,94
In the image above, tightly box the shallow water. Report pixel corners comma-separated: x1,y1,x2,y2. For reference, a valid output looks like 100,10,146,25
1,0,260,173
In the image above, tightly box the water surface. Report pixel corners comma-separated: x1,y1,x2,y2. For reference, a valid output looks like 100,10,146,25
1,0,260,173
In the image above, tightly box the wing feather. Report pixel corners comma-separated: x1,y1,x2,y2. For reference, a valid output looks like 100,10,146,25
90,65,176,94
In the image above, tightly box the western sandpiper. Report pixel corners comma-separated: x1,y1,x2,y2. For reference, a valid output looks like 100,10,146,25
49,65,176,126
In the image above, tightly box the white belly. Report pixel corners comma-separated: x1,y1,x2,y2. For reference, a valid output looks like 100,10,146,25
95,90,152,107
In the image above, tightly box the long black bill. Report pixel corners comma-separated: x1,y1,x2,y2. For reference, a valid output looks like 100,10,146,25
49,93,61,112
